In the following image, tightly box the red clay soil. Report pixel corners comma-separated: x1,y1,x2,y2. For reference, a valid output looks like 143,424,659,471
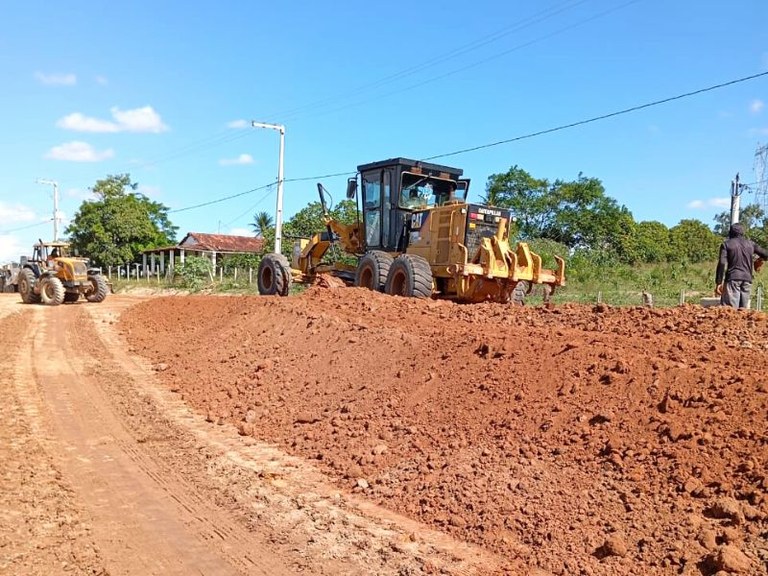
120,288,768,576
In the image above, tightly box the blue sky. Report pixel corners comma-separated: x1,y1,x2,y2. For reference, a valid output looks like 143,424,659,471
1,0,766,262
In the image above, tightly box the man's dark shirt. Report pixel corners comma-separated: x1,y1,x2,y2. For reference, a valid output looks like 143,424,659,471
715,236,768,284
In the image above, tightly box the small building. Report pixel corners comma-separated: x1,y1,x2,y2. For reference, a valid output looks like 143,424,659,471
140,232,265,276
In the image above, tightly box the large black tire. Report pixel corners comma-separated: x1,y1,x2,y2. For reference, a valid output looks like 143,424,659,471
355,250,393,292
85,275,108,303
511,280,531,305
40,277,65,306
64,291,81,303
257,253,292,296
384,254,433,298
18,268,41,304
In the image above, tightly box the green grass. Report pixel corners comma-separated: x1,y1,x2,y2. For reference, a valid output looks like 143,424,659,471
109,260,768,309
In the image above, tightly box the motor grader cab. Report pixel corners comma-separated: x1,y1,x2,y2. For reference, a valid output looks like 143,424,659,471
17,240,108,306
257,157,565,303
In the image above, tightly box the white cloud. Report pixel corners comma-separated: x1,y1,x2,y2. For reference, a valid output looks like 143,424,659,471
35,72,76,86
0,202,36,223
135,184,161,198
228,227,253,236
750,99,764,114
687,197,730,209
227,119,248,129
219,153,254,166
45,141,114,162
95,75,109,85
65,187,97,200
0,235,27,264
56,106,168,133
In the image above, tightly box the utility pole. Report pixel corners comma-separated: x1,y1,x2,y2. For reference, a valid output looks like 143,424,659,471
730,173,748,225
36,178,60,241
251,121,286,254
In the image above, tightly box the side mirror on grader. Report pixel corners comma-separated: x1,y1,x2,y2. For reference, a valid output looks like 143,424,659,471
256,157,565,304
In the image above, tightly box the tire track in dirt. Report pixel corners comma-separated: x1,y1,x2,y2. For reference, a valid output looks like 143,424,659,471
0,299,105,576
84,296,503,576
13,301,295,576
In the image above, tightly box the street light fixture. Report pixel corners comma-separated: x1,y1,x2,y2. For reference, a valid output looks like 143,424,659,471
251,121,286,254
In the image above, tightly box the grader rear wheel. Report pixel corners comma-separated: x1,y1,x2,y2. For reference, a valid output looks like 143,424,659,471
511,280,531,306
384,254,433,299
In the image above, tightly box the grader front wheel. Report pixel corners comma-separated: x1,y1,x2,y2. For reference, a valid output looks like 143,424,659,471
257,253,292,296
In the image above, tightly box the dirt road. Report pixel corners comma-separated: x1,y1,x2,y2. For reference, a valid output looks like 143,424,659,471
0,294,492,576
2,289,767,575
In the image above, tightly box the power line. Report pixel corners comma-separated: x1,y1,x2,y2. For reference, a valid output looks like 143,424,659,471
169,180,277,214
267,0,595,122
272,0,644,124
421,70,768,162
164,70,768,215
0,220,50,235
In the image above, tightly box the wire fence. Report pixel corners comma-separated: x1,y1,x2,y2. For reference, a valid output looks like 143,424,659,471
105,264,766,311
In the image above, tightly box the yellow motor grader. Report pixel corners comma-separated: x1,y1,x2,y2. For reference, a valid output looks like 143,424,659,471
17,241,108,306
257,157,565,303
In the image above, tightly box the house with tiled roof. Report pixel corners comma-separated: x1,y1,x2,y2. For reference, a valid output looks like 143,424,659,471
140,232,265,276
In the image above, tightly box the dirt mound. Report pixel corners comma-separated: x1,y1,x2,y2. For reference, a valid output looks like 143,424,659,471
120,289,768,575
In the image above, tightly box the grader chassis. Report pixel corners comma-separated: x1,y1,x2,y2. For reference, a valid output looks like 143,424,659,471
257,157,565,303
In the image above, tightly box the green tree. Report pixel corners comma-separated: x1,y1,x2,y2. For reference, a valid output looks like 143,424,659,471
669,219,722,263
66,174,177,267
484,166,635,255
617,220,671,264
713,203,768,247
482,166,553,238
250,210,274,238
282,198,357,240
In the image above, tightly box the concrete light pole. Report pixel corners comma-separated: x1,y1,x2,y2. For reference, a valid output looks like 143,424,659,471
37,178,60,241
251,121,286,254
730,173,747,225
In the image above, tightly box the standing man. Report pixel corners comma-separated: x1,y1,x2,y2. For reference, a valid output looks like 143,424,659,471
715,223,768,309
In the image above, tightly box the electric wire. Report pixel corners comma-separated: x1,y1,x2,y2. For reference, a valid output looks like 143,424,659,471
0,220,50,235
103,70,768,216
169,180,277,214
421,70,768,162
265,0,594,121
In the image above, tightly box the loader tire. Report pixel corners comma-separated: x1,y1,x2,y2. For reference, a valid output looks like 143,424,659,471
355,250,393,292
40,277,65,306
85,275,108,303
511,280,531,306
385,254,433,299
258,253,292,297
64,291,81,303
18,268,41,304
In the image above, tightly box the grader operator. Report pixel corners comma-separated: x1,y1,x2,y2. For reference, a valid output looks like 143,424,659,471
256,157,565,303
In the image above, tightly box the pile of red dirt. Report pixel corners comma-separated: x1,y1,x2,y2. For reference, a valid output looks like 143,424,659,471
120,289,768,575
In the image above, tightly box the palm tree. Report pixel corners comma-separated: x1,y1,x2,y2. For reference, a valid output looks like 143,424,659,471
250,211,274,238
